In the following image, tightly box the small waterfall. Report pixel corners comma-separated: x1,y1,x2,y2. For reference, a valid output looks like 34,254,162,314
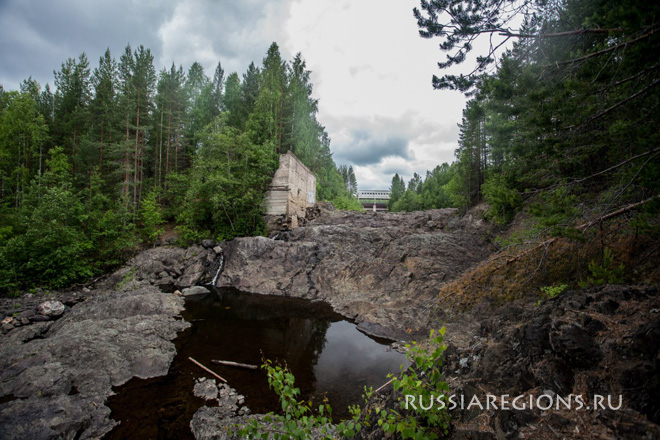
210,253,225,287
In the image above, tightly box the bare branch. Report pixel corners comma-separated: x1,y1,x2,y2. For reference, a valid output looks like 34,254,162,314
567,147,660,186
570,77,660,128
550,26,659,67
500,27,626,39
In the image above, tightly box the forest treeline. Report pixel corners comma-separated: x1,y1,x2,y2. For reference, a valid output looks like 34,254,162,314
391,0,659,231
0,42,360,293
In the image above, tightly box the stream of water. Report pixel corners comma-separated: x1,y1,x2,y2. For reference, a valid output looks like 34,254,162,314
105,288,407,439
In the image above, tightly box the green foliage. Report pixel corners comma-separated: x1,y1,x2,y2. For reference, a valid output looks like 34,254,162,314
139,187,165,246
117,266,137,290
238,360,335,440
539,283,568,299
81,173,136,269
378,328,450,440
337,164,358,196
0,148,94,291
0,149,136,293
529,187,581,238
390,164,456,212
586,248,625,286
0,90,49,206
177,115,278,240
389,173,406,209
392,190,422,212
331,194,364,211
537,283,568,305
481,174,521,224
238,329,450,440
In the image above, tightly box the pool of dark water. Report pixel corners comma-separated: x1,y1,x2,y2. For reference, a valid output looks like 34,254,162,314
105,288,407,439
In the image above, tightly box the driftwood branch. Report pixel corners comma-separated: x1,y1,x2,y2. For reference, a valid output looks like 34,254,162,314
211,360,258,370
374,378,394,393
189,357,228,383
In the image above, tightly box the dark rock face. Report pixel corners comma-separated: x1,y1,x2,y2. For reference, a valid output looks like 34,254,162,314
0,277,189,439
218,209,494,339
109,245,221,291
438,284,660,440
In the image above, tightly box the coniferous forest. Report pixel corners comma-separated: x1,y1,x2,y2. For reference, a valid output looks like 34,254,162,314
390,0,659,230
2,0,660,295
0,42,360,293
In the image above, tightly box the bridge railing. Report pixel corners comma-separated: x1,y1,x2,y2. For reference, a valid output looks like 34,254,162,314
357,190,391,201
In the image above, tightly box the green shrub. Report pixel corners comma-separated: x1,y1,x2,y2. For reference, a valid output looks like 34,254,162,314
537,283,568,305
586,247,625,285
238,360,336,439
139,187,165,246
237,329,450,440
330,194,364,211
481,174,521,224
377,328,450,439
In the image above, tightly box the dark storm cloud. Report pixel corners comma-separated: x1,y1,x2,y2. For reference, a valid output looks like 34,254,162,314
0,0,291,91
0,0,173,88
156,0,291,69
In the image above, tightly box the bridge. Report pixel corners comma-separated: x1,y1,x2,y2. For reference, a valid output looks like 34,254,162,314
357,190,390,212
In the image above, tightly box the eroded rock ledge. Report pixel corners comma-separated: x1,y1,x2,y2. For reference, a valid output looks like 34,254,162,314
0,273,190,439
218,208,495,339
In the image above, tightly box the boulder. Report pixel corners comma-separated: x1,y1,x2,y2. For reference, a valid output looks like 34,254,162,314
37,300,65,317
193,378,218,401
181,286,211,297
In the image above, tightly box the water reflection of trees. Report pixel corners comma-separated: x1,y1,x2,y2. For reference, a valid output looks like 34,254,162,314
184,288,335,396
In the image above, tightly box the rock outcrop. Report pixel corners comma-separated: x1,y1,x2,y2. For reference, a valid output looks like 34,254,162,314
113,244,220,292
218,208,495,339
431,284,660,439
0,275,189,439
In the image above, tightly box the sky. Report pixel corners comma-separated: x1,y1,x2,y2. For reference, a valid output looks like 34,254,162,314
0,0,471,190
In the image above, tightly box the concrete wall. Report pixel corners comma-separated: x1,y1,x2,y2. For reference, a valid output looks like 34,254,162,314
264,151,316,221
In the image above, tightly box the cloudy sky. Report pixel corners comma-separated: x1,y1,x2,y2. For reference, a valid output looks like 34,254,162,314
0,0,470,190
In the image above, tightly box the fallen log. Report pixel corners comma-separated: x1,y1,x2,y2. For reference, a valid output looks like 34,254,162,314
211,359,258,370
188,357,227,383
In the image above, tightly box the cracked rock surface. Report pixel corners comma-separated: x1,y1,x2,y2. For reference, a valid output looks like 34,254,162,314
218,208,494,339
0,273,189,439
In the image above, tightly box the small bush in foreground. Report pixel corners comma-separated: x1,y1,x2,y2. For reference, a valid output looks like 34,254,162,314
237,328,450,439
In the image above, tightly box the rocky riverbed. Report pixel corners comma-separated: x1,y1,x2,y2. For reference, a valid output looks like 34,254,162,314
0,207,495,438
1,206,658,439
0,242,227,439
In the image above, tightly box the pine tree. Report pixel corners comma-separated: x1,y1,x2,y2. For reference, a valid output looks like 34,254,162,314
53,53,91,176
223,72,243,129
117,44,156,207
0,92,49,207
247,43,287,151
155,63,186,186
89,48,119,182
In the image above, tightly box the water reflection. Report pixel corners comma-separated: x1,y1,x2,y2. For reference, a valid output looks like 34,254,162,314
106,288,407,439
